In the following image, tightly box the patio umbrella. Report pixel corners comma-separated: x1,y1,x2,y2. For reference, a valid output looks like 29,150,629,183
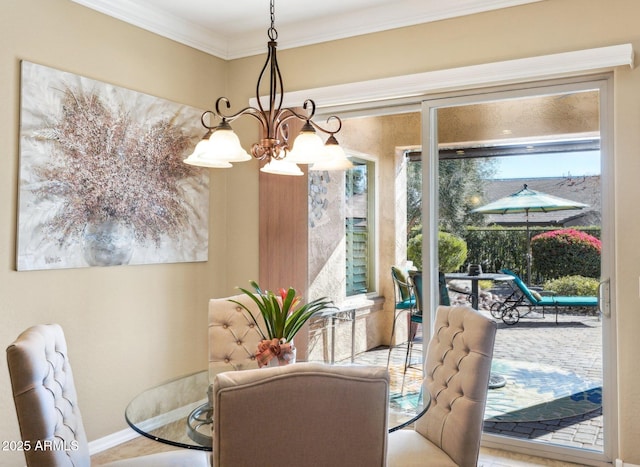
471,184,589,284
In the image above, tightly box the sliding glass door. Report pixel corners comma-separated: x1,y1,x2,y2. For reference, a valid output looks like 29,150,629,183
422,77,616,466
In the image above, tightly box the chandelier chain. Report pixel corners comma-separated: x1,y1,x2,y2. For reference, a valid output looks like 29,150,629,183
268,0,277,41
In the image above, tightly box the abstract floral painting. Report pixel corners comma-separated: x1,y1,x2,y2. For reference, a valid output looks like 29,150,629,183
17,61,209,270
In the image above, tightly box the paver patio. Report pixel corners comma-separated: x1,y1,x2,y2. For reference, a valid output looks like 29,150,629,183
353,301,603,452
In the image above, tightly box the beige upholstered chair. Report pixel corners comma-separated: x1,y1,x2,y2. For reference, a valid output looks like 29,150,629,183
387,305,497,467
208,293,266,378
6,324,208,467
212,362,389,467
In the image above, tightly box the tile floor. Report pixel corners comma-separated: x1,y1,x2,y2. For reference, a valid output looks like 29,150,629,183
91,434,585,466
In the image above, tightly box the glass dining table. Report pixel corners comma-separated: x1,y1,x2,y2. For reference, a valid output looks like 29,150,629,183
125,368,429,451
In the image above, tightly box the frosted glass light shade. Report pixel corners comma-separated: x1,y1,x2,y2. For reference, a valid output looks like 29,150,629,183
183,139,232,168
286,128,327,164
207,128,251,162
260,157,304,176
311,142,354,171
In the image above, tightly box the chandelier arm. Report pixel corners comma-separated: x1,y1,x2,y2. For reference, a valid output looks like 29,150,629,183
305,117,342,136
276,106,343,136
200,110,218,130
255,49,271,117
213,97,269,128
271,44,284,126
255,40,285,140
321,115,343,135
276,103,316,125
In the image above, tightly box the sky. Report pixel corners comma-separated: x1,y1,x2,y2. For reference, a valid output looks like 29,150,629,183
490,151,601,179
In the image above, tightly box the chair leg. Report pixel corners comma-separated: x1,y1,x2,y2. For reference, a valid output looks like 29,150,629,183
401,320,421,394
387,309,403,367
403,322,417,374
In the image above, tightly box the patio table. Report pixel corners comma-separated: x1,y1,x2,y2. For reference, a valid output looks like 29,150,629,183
445,272,513,309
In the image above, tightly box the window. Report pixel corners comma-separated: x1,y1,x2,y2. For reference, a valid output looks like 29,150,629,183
345,159,375,295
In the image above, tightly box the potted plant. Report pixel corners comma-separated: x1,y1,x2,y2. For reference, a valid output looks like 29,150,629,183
231,281,334,366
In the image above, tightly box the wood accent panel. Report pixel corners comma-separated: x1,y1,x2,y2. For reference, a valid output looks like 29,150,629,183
258,115,308,296
258,164,309,294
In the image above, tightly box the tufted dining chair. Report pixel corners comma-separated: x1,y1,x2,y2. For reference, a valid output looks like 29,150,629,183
208,293,267,378
6,324,208,467
212,362,389,467
387,305,497,467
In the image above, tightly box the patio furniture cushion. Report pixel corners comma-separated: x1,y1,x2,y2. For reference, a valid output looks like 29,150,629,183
392,266,412,300
502,269,598,308
499,269,599,323
540,296,598,307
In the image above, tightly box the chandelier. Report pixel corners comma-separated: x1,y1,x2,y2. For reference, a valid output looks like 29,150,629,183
184,0,352,176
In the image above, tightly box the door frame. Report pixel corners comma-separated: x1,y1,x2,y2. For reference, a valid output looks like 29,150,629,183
421,75,617,466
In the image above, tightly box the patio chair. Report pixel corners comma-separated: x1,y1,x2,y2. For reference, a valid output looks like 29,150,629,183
387,266,417,366
493,269,599,324
403,271,423,377
399,272,451,391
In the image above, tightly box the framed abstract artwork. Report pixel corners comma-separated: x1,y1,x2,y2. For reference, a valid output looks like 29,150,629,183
17,61,209,270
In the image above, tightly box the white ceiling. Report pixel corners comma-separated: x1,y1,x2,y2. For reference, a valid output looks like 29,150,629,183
71,0,543,59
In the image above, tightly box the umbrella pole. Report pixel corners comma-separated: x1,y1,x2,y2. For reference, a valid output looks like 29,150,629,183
526,210,531,285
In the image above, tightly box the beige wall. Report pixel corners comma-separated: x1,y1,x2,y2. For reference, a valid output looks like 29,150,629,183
228,0,640,462
0,1,244,466
3,0,640,465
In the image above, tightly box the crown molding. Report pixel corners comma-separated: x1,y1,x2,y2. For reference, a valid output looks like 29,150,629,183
71,0,544,60
70,0,229,58
224,0,546,59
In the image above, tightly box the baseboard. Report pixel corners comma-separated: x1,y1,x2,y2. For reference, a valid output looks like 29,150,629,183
616,460,640,467
88,427,141,456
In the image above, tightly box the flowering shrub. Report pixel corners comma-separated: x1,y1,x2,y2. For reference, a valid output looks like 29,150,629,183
531,229,601,279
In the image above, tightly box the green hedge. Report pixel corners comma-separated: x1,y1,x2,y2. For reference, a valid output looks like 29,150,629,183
407,230,468,273
408,226,601,283
543,275,600,296
438,231,468,273
463,226,600,283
